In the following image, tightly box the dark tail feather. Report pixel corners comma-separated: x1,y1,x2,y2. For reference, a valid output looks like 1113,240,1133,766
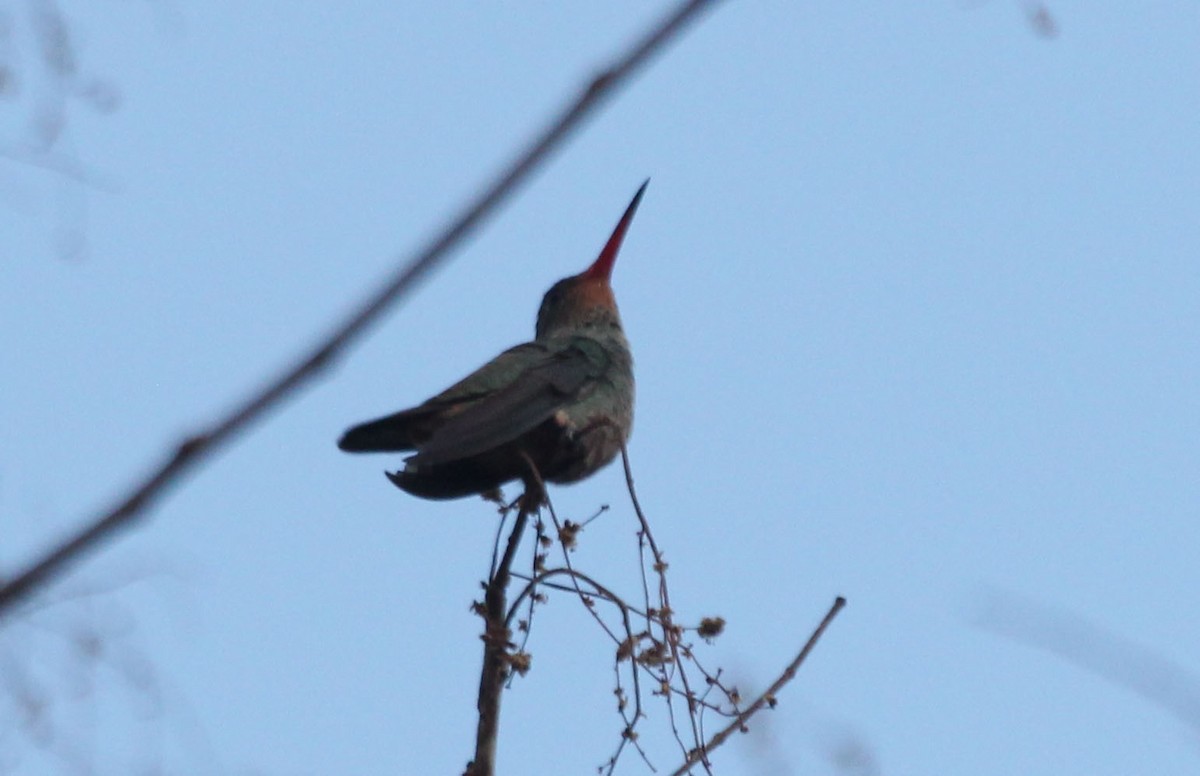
337,412,421,452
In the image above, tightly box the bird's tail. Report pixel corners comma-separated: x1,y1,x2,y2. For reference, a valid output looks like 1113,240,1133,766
337,412,420,452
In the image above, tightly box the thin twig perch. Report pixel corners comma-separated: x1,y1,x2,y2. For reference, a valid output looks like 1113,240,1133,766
467,501,532,776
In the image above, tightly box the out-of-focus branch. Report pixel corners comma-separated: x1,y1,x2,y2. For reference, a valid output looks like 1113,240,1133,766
0,0,724,618
669,596,846,776
975,590,1200,734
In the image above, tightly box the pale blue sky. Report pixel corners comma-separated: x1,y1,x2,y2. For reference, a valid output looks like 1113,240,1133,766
2,3,1198,775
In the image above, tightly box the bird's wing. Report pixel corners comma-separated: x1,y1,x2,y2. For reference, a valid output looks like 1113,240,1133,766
411,339,610,467
421,342,555,407
337,342,549,452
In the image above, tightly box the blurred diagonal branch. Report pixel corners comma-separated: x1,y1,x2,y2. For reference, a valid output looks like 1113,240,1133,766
0,0,724,618
976,590,1200,734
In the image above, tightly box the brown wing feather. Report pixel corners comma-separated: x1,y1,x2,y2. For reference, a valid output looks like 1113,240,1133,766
409,347,599,467
337,343,549,452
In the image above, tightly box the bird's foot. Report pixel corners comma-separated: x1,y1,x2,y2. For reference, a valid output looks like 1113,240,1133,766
517,481,546,514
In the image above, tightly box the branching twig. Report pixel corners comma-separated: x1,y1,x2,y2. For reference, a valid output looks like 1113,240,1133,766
492,444,844,775
509,561,654,771
0,0,724,619
621,445,706,765
510,459,656,771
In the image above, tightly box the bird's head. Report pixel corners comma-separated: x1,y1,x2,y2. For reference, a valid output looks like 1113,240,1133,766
536,180,648,339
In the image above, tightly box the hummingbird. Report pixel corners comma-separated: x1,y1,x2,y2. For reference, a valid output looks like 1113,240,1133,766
337,181,646,501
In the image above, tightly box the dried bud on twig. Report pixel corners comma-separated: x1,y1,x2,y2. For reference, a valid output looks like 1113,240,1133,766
697,616,725,642
558,520,581,550
507,651,532,676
